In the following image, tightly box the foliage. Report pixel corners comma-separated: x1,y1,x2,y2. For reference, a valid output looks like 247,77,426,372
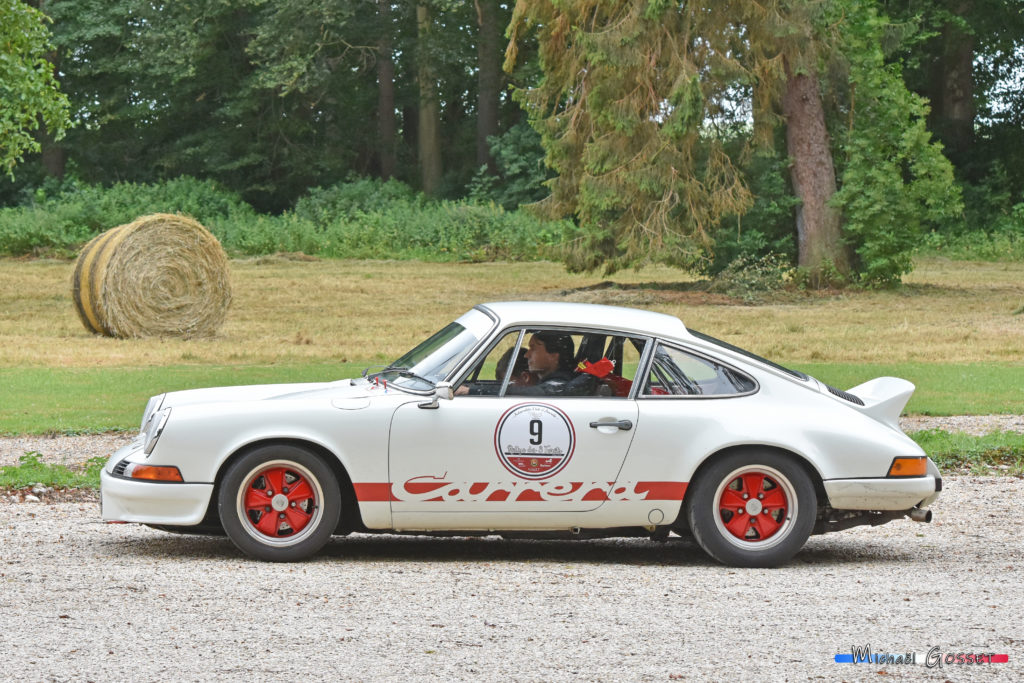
707,253,792,304
508,2,758,275
0,177,253,256
883,0,1024,240
0,177,568,261
918,227,1024,262
4,0,527,210
0,452,106,489
240,200,568,262
909,430,1024,476
0,0,70,176
709,148,799,275
508,0,967,286
467,121,551,210
293,177,425,226
827,0,961,287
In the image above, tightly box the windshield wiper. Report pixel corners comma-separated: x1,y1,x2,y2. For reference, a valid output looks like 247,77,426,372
395,369,436,387
363,364,404,378
363,365,435,389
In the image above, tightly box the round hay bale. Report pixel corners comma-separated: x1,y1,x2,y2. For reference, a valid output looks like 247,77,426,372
71,213,231,338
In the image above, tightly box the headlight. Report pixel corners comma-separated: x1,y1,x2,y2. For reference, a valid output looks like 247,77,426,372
139,394,166,433
143,408,171,455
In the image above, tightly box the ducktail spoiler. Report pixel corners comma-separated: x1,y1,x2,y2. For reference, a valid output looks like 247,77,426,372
846,377,916,431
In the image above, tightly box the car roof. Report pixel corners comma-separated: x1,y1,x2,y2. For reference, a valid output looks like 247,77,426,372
478,301,690,340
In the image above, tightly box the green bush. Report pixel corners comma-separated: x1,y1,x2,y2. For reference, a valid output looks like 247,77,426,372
918,226,1024,261
0,176,570,262
292,177,424,227
312,201,569,261
709,149,798,276
708,252,792,303
467,122,552,210
0,176,254,256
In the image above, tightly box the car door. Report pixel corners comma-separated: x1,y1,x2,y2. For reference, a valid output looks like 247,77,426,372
387,328,646,529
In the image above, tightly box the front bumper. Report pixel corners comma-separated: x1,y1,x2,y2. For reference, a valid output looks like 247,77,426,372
101,469,214,525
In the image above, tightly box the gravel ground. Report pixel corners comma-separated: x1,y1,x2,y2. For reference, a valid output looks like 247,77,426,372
0,476,1020,681
1,426,1021,680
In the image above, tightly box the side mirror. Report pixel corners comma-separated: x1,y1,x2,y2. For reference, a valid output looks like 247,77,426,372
435,381,454,400
418,381,454,409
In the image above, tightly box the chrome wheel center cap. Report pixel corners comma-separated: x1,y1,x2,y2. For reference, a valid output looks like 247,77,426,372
271,494,289,512
745,499,763,515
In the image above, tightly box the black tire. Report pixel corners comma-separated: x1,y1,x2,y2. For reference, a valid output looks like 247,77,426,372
686,450,816,568
218,445,341,561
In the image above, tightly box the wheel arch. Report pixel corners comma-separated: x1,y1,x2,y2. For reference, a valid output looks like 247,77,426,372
677,444,827,524
215,437,364,534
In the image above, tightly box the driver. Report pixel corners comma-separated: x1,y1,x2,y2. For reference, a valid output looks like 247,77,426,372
507,332,596,397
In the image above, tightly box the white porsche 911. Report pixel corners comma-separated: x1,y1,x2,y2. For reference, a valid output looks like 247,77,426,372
101,302,941,567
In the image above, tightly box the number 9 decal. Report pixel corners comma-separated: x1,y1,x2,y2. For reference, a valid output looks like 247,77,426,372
494,403,575,479
529,419,543,445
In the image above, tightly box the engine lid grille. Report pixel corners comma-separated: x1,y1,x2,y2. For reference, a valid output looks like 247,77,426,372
826,384,865,406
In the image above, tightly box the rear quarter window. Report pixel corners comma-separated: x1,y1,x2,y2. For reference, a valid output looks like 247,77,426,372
642,343,757,397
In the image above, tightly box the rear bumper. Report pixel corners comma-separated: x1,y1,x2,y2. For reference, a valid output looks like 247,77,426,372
101,469,213,525
824,476,940,510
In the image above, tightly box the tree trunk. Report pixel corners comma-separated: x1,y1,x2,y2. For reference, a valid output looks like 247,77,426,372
39,129,66,179
475,0,501,171
33,0,66,178
376,0,397,179
782,63,849,284
417,3,443,195
933,4,975,169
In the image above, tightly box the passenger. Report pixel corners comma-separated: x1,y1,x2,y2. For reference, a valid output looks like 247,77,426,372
457,346,537,396
495,346,538,388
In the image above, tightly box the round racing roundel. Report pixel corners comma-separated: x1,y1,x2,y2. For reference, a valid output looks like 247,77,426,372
494,403,575,480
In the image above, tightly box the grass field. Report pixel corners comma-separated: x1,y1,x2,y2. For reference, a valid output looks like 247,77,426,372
0,255,1021,434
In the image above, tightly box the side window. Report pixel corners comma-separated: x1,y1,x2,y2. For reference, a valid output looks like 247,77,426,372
457,330,525,396
457,328,648,398
642,344,756,397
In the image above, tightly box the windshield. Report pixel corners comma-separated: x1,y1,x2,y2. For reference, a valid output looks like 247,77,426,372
374,309,495,392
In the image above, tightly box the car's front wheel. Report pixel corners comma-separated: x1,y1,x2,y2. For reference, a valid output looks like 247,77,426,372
218,445,340,561
686,450,816,567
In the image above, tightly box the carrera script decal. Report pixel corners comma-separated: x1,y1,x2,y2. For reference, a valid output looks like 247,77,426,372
494,402,575,480
353,479,687,503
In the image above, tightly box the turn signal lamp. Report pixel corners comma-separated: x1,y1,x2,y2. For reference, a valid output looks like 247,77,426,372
124,463,184,482
887,457,927,477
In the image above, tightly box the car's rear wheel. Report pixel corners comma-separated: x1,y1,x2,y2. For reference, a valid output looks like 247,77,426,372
686,450,816,567
218,445,340,561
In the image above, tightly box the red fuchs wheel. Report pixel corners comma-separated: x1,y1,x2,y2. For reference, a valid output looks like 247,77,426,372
715,468,794,545
240,462,321,540
219,445,341,561
687,450,816,568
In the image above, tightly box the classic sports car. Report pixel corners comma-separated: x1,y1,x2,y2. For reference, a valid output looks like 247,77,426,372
101,302,941,567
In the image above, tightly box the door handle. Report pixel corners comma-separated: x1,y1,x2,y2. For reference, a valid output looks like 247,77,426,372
589,419,633,431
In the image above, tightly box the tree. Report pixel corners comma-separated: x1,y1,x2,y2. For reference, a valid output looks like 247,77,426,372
416,2,444,195
0,0,69,176
5,1,534,206
377,0,398,178
508,0,957,285
507,1,752,274
475,0,503,171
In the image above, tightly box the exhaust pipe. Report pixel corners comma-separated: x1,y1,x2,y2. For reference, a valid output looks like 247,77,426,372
908,508,932,523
